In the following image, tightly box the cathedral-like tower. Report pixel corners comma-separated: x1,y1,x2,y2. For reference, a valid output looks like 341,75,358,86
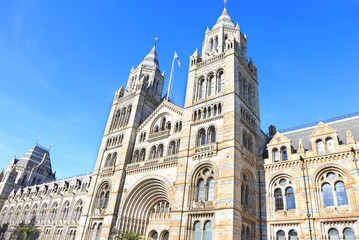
76,44,165,239
169,5,266,239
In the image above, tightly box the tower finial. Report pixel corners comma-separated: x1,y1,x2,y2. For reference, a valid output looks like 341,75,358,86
36,137,40,145
224,0,227,7
155,37,158,45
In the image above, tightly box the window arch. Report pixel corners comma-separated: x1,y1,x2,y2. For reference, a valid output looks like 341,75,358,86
276,230,285,240
132,150,139,163
319,171,348,207
50,203,58,222
61,202,70,221
316,139,325,155
169,141,176,155
208,75,215,96
208,126,216,143
161,117,166,131
343,228,355,240
149,231,158,240
105,153,112,167
193,167,216,203
272,178,296,211
204,221,213,240
150,146,157,159
74,200,83,222
217,70,224,92
162,231,169,240
328,228,339,240
198,129,206,146
97,183,110,209
285,187,296,210
140,149,146,161
194,221,202,240
289,230,298,240
95,223,102,240
158,144,164,158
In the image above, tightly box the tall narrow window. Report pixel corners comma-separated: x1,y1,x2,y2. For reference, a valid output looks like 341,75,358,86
198,129,206,146
197,179,205,201
328,229,339,240
201,79,206,99
281,147,288,161
273,149,280,162
343,228,355,240
276,230,285,240
208,75,215,96
317,140,325,155
335,181,348,206
194,221,202,240
207,177,215,201
150,146,157,159
218,71,224,92
326,138,335,153
289,230,298,240
204,221,213,240
133,150,139,163
208,127,216,143
95,223,102,240
158,144,164,158
169,141,176,155
322,183,334,207
274,189,284,210
286,187,296,210
161,118,166,131
140,149,146,161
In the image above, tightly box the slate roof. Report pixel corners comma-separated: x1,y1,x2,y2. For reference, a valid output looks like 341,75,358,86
16,144,53,174
212,6,235,30
138,44,161,73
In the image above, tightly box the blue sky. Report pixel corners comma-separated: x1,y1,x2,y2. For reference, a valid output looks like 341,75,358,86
0,0,358,179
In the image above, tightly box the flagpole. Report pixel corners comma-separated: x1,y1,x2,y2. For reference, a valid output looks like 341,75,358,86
166,52,176,101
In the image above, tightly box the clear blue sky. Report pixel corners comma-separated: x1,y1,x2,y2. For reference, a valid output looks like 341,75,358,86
0,0,358,179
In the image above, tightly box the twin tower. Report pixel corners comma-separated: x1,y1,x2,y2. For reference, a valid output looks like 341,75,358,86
84,5,264,240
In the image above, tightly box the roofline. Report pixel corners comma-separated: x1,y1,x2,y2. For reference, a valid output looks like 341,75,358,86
278,112,359,134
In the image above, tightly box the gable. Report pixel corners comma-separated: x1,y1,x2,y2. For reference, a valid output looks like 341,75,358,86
309,122,337,138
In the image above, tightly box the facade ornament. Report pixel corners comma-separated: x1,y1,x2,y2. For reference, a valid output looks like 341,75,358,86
346,128,355,143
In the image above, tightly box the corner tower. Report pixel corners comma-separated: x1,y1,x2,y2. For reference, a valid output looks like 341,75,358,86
77,44,165,239
171,4,266,239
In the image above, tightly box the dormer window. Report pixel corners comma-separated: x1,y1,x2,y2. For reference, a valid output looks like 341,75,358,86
326,137,335,153
316,140,325,155
273,149,279,162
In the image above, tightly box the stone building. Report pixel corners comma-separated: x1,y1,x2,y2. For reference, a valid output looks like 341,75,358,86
0,4,358,240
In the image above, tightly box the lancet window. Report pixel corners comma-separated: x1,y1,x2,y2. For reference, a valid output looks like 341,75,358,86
97,183,110,210
193,167,215,203
273,178,296,211
319,171,348,207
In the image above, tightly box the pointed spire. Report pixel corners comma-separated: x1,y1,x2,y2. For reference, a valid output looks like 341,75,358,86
138,44,161,73
212,4,235,30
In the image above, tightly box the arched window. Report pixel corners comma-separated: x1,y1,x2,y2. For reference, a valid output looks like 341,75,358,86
149,231,158,240
167,122,171,130
204,221,213,240
281,147,288,161
161,117,166,131
200,79,206,99
176,140,181,154
289,230,298,240
62,202,70,221
328,228,339,240
133,150,139,163
322,183,334,207
169,141,176,155
326,138,335,153
91,223,97,240
273,149,280,162
197,179,205,201
274,189,284,210
74,201,83,221
218,71,224,92
276,230,285,240
95,223,102,240
243,132,248,148
208,75,215,96
208,127,216,143
150,146,157,159
316,139,325,155
286,187,296,210
97,184,110,209
162,231,169,240
343,228,355,240
140,149,146,161
207,177,215,201
335,181,348,206
194,221,202,240
158,144,164,158
111,152,117,166
105,154,112,167
198,129,206,146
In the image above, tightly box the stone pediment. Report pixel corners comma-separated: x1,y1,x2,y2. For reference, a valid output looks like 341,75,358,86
137,100,184,132
309,122,337,138
267,132,291,147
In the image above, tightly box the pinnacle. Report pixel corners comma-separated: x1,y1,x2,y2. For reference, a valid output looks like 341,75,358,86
138,44,161,73
212,5,235,30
